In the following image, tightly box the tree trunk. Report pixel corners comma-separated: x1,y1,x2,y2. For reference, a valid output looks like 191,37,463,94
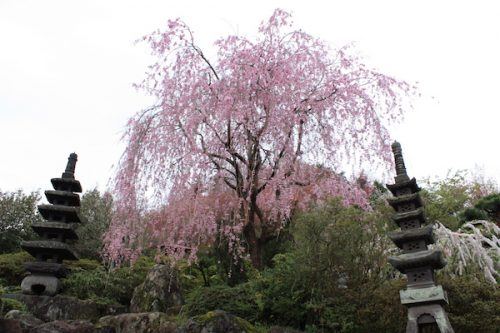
244,223,263,270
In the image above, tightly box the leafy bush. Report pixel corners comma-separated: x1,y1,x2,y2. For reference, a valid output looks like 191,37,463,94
0,251,31,286
462,193,500,224
421,170,498,230
63,256,154,305
0,190,41,254
442,275,500,332
185,284,261,323
0,298,26,315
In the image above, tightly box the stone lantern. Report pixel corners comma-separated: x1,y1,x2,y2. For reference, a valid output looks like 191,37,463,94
20,153,83,296
387,142,454,333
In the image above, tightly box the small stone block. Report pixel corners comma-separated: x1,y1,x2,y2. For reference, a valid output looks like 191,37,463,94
400,285,448,305
21,275,62,296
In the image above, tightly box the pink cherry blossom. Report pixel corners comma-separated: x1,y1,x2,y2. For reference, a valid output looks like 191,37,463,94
103,9,414,268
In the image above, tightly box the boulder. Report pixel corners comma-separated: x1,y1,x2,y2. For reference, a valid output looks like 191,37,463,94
0,319,23,333
1,294,125,322
130,264,183,313
267,326,304,333
178,310,258,333
97,312,177,333
28,320,106,333
5,310,44,331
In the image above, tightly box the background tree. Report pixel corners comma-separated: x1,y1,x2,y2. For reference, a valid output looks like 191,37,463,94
75,188,113,260
0,190,41,254
461,193,500,225
421,170,498,230
105,9,413,268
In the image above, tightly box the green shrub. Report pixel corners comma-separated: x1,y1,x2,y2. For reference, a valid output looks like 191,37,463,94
442,275,500,332
63,256,154,305
0,251,31,286
258,252,406,332
1,298,26,315
185,284,261,323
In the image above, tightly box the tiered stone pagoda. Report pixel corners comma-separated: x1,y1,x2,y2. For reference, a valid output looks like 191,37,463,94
387,142,454,333
21,153,83,296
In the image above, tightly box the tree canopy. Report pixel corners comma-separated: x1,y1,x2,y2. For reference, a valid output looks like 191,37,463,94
104,9,414,267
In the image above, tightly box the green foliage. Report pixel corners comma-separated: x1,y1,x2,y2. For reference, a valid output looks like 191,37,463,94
421,170,498,230
76,188,113,260
63,256,154,305
292,199,393,288
0,251,31,286
0,190,41,254
257,251,406,332
185,283,261,323
442,275,500,332
0,298,26,315
462,193,500,224
258,253,308,328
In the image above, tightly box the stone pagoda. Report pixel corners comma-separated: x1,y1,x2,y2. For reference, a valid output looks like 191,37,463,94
386,142,454,333
21,153,83,296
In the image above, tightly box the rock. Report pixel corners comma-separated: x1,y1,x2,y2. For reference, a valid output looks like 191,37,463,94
130,264,183,313
97,312,177,333
267,326,304,333
0,319,23,333
178,310,257,333
1,294,125,322
5,310,44,331
28,320,95,333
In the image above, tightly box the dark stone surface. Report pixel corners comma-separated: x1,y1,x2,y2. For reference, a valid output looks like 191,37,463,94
388,224,435,249
130,264,183,313
62,153,78,180
21,240,78,261
50,178,82,193
268,326,305,333
178,310,254,333
29,320,95,333
389,249,446,273
37,205,83,224
30,222,79,240
392,208,426,227
5,310,44,331
386,177,420,196
2,294,126,323
44,191,81,207
0,319,23,333
98,312,177,333
387,192,423,209
24,262,68,277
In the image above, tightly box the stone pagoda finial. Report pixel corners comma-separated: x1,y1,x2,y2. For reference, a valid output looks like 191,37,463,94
392,141,410,183
62,153,78,179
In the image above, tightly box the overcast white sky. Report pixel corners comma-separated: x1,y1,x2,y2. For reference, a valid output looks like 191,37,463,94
1,0,499,193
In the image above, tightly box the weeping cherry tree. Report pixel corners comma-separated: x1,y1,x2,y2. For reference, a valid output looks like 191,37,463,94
104,9,413,268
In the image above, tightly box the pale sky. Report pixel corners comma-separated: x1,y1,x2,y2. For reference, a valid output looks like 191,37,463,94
1,0,499,193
